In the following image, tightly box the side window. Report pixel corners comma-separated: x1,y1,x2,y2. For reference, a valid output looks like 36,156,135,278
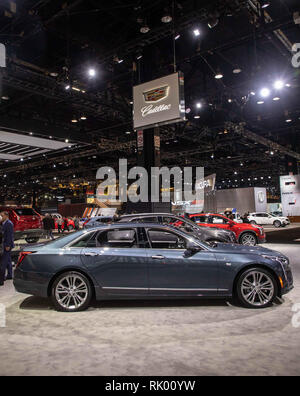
71,232,96,248
196,216,209,224
97,229,138,248
134,217,158,223
211,216,226,224
162,216,177,225
147,229,187,250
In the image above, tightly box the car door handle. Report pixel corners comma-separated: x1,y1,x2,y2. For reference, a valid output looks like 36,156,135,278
84,252,99,257
152,255,165,260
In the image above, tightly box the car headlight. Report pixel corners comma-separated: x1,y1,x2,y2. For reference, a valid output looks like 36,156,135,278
263,255,289,267
263,255,290,280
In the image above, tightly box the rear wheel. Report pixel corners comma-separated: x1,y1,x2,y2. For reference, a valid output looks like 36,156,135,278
25,237,39,244
240,233,257,246
274,221,281,228
51,271,92,312
236,268,278,309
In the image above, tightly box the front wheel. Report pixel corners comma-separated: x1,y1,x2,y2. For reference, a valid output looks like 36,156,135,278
236,268,278,309
240,233,257,246
274,221,281,228
51,271,92,312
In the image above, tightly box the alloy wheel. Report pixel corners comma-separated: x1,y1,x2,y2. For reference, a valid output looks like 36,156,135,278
241,271,275,307
55,273,89,311
241,233,257,246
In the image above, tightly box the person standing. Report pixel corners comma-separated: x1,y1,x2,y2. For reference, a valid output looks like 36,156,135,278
57,217,63,234
74,216,80,231
0,211,15,284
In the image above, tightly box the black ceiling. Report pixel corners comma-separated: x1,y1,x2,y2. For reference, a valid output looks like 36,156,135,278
0,0,300,203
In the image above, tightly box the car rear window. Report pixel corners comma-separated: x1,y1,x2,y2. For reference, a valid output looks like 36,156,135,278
14,209,37,216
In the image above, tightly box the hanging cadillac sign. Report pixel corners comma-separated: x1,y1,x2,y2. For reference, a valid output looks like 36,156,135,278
133,72,186,130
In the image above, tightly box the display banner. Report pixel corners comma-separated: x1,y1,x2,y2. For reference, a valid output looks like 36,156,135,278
133,72,186,130
280,175,300,216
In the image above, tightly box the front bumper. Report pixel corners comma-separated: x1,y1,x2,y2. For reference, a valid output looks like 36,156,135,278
281,268,294,296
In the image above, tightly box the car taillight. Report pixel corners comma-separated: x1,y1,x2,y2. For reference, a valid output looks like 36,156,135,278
16,252,35,268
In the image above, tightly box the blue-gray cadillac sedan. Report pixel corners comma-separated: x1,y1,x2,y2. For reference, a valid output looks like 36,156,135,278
14,223,294,312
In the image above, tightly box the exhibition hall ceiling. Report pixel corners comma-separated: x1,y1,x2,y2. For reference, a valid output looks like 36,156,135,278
0,0,299,197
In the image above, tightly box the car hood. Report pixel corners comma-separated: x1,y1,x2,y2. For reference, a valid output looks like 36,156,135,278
213,243,281,257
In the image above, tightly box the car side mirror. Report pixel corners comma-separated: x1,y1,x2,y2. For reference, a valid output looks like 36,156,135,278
184,241,201,257
184,225,193,233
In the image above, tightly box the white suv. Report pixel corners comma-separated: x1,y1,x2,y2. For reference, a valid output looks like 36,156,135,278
248,213,290,228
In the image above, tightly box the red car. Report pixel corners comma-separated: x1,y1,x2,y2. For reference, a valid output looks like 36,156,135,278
189,213,266,246
0,206,43,243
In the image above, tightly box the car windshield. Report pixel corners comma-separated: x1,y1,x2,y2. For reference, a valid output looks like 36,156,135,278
14,209,37,216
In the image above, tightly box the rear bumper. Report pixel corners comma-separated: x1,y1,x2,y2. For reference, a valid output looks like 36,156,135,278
13,269,51,298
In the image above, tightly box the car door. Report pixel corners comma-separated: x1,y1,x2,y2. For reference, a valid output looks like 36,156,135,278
144,227,219,296
258,213,269,225
80,227,148,296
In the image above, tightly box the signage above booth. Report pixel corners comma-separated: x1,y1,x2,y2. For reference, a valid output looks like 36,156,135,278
133,72,186,130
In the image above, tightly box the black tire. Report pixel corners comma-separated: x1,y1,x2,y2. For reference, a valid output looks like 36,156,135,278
274,221,281,228
240,233,257,246
25,237,39,244
250,221,257,225
51,271,92,312
236,268,278,309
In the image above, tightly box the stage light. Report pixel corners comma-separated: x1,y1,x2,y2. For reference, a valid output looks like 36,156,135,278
274,80,284,90
257,101,265,104
273,97,280,101
261,1,270,9
215,73,224,79
140,25,150,34
175,33,181,40
193,29,200,37
88,68,96,77
260,88,270,98
196,103,202,109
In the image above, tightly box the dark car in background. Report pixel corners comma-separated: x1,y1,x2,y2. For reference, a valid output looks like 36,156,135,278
118,213,237,245
0,206,43,244
14,223,294,312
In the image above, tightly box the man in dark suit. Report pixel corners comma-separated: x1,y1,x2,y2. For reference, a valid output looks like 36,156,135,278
0,211,14,285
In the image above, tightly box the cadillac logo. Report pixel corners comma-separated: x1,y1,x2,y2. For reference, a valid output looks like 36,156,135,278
143,86,170,103
258,191,266,204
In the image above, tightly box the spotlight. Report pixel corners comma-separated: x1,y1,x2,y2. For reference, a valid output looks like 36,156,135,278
274,80,284,90
140,25,150,34
273,97,280,101
257,101,265,104
65,85,71,90
196,103,202,109
194,115,200,119
233,68,242,74
161,11,172,24
193,29,200,37
260,88,270,98
215,73,224,79
261,1,270,9
174,33,181,40
88,68,96,77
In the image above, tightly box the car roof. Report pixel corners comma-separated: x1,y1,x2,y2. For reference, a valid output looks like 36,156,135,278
120,213,176,218
86,223,174,230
